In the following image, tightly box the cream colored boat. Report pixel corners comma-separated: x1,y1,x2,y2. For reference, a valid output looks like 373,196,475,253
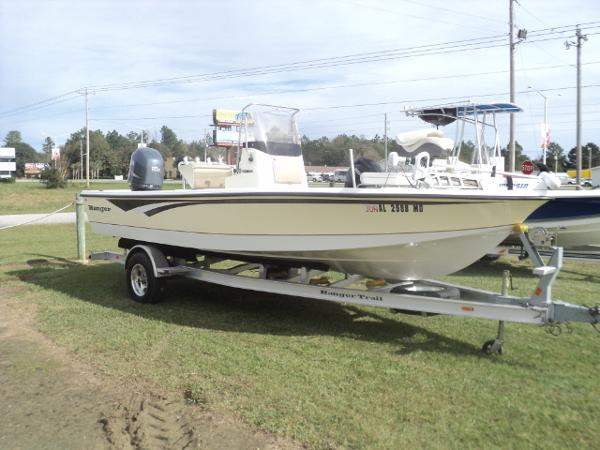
81,104,548,280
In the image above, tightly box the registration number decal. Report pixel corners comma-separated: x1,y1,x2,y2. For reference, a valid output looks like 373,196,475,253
365,203,424,213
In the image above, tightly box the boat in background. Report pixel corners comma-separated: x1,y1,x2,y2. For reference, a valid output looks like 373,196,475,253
355,101,600,250
81,104,549,281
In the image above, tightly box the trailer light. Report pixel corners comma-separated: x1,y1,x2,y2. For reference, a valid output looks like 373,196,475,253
461,306,474,312
513,223,528,234
534,287,543,296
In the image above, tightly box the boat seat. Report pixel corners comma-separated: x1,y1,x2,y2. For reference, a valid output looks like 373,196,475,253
178,162,233,189
396,129,454,154
273,156,306,184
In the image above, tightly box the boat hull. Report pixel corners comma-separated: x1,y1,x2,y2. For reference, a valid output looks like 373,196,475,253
81,188,546,280
525,191,600,249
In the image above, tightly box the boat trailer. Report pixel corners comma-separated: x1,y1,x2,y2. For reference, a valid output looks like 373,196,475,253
90,229,599,355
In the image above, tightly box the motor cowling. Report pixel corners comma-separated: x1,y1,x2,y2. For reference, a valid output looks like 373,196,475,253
128,147,165,191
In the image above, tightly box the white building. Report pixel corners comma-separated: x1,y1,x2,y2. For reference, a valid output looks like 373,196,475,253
0,147,16,178
591,165,600,188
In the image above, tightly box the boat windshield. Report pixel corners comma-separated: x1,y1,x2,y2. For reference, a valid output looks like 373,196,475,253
241,110,301,157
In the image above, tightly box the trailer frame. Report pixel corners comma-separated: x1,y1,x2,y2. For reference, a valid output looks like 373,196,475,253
90,231,599,354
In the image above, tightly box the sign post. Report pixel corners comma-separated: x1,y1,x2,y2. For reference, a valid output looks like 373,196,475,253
76,194,87,264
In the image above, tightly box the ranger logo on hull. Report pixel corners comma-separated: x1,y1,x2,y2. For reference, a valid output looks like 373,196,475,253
88,205,112,213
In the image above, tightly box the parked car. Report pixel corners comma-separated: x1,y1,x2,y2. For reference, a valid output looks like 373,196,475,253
567,178,592,187
321,172,334,182
306,172,323,182
333,169,348,183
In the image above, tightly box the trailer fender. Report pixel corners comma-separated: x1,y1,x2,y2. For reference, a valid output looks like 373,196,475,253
127,245,169,278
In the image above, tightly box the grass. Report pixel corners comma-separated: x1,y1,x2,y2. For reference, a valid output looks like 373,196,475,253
1,223,599,449
0,180,180,215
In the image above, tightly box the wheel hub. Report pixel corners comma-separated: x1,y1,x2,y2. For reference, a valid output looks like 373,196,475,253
131,263,148,297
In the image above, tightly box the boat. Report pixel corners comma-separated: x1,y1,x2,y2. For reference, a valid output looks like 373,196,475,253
81,104,549,281
523,190,600,250
355,101,600,250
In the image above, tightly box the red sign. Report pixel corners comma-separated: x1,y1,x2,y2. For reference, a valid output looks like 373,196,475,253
521,160,534,175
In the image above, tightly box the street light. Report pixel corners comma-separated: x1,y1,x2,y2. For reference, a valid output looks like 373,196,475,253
527,85,548,164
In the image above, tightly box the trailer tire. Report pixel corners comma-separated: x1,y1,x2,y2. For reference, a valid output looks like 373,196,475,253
126,251,165,303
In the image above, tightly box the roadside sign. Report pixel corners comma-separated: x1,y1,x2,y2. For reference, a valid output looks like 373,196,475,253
521,160,534,175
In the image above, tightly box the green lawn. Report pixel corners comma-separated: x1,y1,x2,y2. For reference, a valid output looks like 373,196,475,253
1,223,599,449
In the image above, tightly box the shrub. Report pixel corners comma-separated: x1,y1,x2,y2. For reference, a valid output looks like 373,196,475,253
0,176,16,183
40,167,66,189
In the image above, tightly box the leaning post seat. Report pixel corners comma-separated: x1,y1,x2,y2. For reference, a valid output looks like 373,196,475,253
395,129,454,155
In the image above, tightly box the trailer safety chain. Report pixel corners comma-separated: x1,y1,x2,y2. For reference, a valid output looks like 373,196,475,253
545,323,564,337
0,202,74,231
545,322,574,337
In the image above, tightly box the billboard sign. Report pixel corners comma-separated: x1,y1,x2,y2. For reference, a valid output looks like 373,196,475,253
213,127,255,147
24,163,48,174
0,147,15,159
213,109,252,126
0,162,16,172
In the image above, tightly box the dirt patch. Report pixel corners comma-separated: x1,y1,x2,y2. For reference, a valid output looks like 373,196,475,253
0,287,302,450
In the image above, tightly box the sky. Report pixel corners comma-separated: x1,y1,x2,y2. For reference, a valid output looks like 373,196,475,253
1,0,600,159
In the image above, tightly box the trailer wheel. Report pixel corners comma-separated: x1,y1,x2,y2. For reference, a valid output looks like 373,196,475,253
126,251,165,303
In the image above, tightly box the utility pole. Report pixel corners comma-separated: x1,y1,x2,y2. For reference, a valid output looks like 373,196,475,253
508,0,516,172
566,26,587,188
528,85,548,164
384,113,388,170
79,139,83,180
542,95,548,165
85,87,90,188
204,128,208,161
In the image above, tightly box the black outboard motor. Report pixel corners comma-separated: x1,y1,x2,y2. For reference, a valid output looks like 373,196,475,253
128,147,165,191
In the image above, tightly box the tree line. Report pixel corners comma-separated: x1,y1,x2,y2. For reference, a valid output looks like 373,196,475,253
3,127,599,179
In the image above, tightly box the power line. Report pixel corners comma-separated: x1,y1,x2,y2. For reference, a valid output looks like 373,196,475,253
87,61,600,113
91,113,212,122
3,23,599,119
331,0,501,32
87,84,600,123
89,39,511,92
0,91,81,118
88,24,600,93
0,33,510,117
397,0,505,25
303,84,600,111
